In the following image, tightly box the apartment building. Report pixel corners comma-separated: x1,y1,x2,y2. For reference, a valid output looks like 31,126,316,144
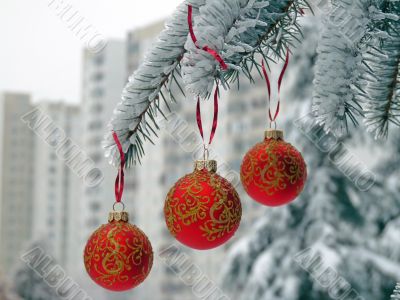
0,93,34,272
31,102,82,273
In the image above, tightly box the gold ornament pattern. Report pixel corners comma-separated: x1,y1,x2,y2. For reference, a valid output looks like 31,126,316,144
164,169,242,242
84,221,153,289
241,139,306,196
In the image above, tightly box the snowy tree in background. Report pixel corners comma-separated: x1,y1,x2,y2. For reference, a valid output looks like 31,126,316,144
220,17,400,300
0,272,20,300
14,241,61,300
392,283,400,299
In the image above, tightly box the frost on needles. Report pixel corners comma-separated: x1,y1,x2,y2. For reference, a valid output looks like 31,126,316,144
181,0,298,97
312,0,400,139
392,283,400,299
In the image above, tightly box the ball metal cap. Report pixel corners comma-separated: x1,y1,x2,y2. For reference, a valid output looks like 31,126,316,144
194,160,217,173
108,211,129,223
265,129,284,140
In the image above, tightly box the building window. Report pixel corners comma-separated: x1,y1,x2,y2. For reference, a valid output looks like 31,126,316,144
91,87,104,98
92,72,104,82
89,136,103,146
88,120,102,130
94,55,104,66
48,178,56,187
85,187,99,196
91,152,102,163
90,103,103,114
49,166,56,174
129,42,139,54
90,202,101,212
47,218,55,226
87,218,100,228
125,181,136,190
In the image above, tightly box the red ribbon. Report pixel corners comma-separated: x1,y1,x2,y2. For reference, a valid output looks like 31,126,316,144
112,132,125,203
196,86,219,146
188,5,228,70
261,50,290,123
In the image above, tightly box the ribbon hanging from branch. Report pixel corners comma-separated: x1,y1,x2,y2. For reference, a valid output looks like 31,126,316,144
188,5,228,70
261,50,290,124
196,86,219,147
112,132,125,203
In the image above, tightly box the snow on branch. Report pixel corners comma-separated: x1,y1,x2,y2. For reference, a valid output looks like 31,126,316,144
182,0,308,97
103,1,203,167
313,0,400,138
392,283,400,299
361,2,400,139
312,0,369,136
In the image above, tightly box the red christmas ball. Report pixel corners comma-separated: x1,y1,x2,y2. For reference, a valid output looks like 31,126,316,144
84,211,153,292
241,130,307,206
164,160,242,250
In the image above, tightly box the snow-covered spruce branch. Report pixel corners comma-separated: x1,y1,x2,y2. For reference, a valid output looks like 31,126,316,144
313,0,400,138
182,0,309,97
392,283,400,299
361,1,400,139
105,0,307,167
103,1,204,167
312,0,370,136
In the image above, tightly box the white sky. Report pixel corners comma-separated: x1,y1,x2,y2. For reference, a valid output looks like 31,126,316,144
0,0,183,104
